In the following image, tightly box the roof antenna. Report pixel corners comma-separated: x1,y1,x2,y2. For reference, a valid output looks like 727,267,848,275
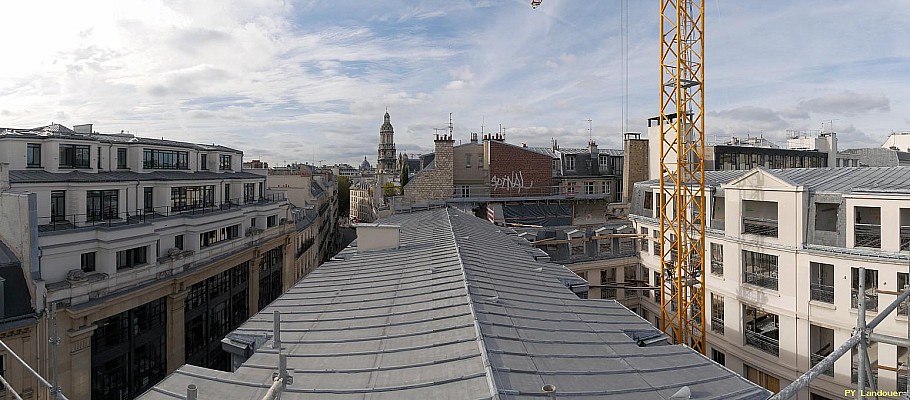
585,118,593,141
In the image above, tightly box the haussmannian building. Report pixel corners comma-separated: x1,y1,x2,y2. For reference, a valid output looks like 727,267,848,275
0,123,335,400
629,167,910,399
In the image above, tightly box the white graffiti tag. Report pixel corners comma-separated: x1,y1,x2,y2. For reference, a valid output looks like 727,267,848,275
491,171,534,192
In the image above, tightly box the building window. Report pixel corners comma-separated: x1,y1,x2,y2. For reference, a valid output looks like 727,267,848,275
91,297,167,400
219,155,232,170
744,364,780,392
171,186,215,211
742,250,778,290
465,153,472,167
258,247,284,310
117,148,127,169
599,154,608,169
601,268,615,285
815,203,838,232
564,181,577,195
27,143,41,167
711,349,726,366
652,230,659,256
243,183,256,203
142,149,188,169
566,155,576,171
81,252,96,273
810,262,835,304
199,225,240,248
640,227,649,251
59,144,91,168
143,187,153,213
711,294,724,334
854,206,881,248
175,235,184,250
742,200,778,237
116,246,148,270
585,181,595,195
851,267,879,311
743,305,780,356
51,190,66,222
460,185,470,198
602,181,610,194
809,324,835,377
87,190,119,222
644,191,653,211
200,153,208,170
710,243,723,276
97,146,102,169
267,215,277,228
899,272,908,316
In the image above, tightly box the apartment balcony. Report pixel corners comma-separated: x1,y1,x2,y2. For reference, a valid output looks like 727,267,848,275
744,330,780,356
743,271,778,291
851,364,878,386
710,261,723,276
742,217,778,237
710,317,724,335
810,282,835,304
37,194,287,235
899,300,908,316
810,353,835,377
854,223,882,248
851,289,879,312
902,226,910,251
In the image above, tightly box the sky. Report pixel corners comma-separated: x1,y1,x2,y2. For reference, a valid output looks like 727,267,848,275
1,0,908,167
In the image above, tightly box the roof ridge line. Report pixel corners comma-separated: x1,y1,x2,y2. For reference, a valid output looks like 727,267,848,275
445,207,501,400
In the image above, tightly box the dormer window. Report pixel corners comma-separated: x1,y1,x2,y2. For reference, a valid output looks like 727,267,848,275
567,155,576,171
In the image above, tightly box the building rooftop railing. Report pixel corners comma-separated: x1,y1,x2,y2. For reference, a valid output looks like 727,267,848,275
38,194,287,235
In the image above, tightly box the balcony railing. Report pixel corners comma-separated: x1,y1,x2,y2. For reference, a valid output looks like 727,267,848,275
810,282,835,304
810,353,834,377
710,261,723,276
711,316,724,335
854,223,882,248
902,226,910,251
38,194,286,234
743,270,779,291
899,300,908,316
899,372,908,392
744,330,780,356
851,364,878,386
742,217,778,237
851,289,879,311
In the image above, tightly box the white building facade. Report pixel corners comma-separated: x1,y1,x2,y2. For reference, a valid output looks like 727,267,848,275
0,123,308,399
629,167,910,400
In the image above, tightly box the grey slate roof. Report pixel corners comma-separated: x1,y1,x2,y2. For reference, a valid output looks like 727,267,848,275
1,123,241,153
141,208,769,400
10,170,265,184
641,166,910,194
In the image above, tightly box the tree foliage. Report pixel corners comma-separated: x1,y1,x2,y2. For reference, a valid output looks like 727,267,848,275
400,161,410,191
382,181,399,198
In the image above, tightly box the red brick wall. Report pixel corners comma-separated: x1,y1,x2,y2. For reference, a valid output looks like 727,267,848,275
488,141,552,197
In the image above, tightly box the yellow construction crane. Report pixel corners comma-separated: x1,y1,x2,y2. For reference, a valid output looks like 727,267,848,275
530,0,707,353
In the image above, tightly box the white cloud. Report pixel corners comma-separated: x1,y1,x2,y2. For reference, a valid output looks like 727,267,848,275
0,1,906,166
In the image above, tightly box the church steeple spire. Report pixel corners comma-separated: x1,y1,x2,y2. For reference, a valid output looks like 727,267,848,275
378,110,397,174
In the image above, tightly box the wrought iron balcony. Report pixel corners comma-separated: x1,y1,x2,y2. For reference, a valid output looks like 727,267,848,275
851,289,879,311
902,226,910,251
743,270,778,291
810,282,835,304
710,260,723,276
742,217,778,237
744,330,779,356
711,316,724,335
854,223,882,248
851,364,878,386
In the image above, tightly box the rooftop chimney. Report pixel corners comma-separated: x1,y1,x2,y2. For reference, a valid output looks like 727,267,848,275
470,132,478,143
356,223,401,251
73,124,93,134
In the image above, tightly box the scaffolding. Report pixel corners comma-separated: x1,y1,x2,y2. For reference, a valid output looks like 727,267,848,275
771,266,910,400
